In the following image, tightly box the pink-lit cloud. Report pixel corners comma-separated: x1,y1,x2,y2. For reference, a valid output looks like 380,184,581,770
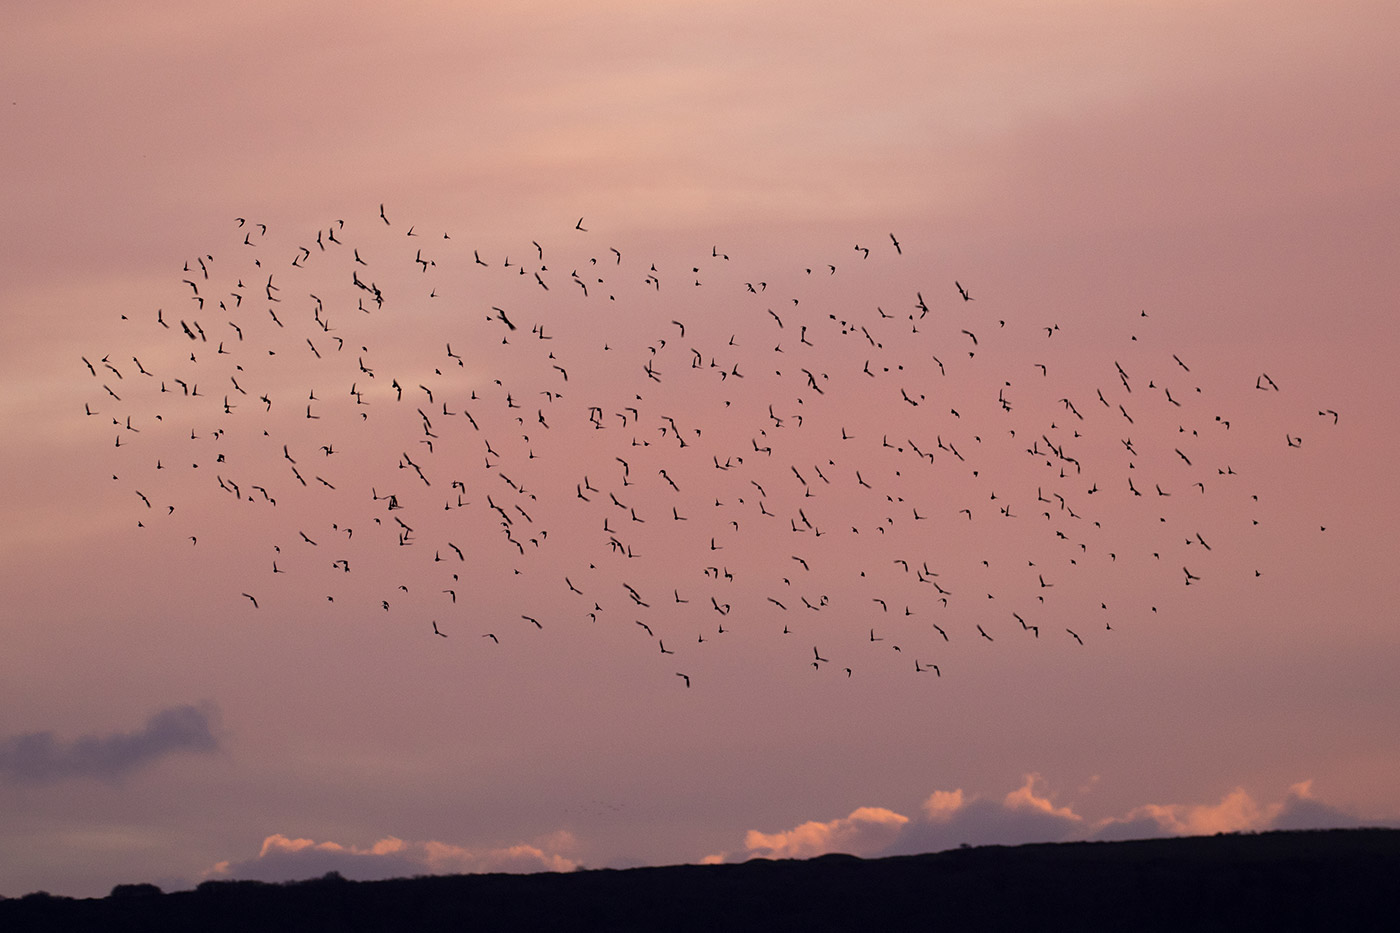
741,807,911,860
1004,773,1083,824
206,831,579,884
1106,789,1272,839
921,788,966,822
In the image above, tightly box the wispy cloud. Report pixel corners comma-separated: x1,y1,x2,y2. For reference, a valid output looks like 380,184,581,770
207,831,579,883
0,703,218,785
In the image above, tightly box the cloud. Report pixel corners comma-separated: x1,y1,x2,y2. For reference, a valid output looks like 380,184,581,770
921,788,965,821
0,703,219,784
742,806,910,860
207,831,579,884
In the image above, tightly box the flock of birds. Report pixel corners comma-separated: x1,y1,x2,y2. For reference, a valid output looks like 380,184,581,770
83,208,1336,688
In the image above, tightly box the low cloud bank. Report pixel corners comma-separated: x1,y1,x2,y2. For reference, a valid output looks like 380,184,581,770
207,831,579,883
711,777,1391,863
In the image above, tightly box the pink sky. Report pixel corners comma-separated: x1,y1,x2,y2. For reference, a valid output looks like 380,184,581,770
3,1,1398,896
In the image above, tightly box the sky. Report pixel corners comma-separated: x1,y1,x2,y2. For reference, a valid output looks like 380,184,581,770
3,1,1398,897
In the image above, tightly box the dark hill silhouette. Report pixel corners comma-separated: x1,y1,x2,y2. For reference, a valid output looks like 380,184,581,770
3,829,1397,932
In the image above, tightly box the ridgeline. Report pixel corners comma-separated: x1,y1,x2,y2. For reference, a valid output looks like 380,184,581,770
4,829,1397,931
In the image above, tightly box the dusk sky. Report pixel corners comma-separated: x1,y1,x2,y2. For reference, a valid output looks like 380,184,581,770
3,2,1398,898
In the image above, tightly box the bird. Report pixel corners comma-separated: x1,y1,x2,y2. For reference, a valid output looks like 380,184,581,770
85,206,1337,696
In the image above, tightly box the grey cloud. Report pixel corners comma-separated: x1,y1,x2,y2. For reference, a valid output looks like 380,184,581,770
1088,814,1173,842
220,847,427,884
0,703,219,784
1270,789,1394,832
